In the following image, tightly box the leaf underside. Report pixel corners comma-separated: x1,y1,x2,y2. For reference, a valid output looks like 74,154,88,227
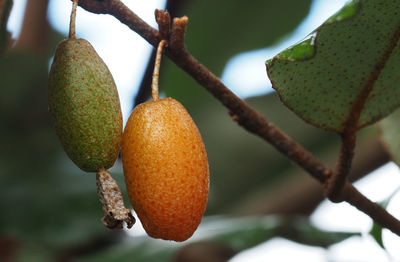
266,0,400,133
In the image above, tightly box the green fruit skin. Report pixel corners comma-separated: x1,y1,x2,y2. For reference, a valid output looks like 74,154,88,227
48,38,122,172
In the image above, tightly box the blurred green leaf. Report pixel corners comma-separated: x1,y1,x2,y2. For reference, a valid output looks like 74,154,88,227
0,157,129,248
76,215,358,262
202,216,358,250
0,0,13,53
370,222,384,250
380,109,400,167
161,0,312,106
15,242,53,262
266,0,400,132
369,186,400,250
76,240,177,262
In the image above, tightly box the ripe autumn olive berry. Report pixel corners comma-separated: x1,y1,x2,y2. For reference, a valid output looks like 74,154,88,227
122,39,209,241
122,98,209,242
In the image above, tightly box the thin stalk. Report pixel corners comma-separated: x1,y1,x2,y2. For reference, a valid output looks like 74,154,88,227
326,131,357,202
69,0,78,39
151,39,167,101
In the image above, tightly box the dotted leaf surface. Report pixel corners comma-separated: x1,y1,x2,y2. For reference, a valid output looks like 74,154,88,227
266,0,400,132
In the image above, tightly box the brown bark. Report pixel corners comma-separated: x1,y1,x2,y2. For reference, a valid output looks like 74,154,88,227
233,135,390,216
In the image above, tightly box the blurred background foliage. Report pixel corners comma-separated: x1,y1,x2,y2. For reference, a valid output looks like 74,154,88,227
0,0,391,261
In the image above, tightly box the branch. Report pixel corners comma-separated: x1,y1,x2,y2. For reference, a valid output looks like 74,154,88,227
234,137,390,216
325,131,357,202
75,0,400,237
155,9,170,40
344,183,400,234
77,0,160,45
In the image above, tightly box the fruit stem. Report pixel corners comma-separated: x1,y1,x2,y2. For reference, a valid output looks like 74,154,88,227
151,39,167,101
69,0,79,39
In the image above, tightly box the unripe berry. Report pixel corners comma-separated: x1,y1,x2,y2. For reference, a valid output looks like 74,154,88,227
48,1,122,172
47,0,134,230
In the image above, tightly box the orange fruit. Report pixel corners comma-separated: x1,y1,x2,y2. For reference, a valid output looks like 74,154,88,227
122,98,209,241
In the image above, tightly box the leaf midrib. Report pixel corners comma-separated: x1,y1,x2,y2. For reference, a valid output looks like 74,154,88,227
341,21,400,134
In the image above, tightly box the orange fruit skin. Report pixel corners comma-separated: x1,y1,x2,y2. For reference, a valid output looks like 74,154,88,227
122,98,209,242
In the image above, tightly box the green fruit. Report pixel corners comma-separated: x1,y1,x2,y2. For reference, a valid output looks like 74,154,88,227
48,38,122,172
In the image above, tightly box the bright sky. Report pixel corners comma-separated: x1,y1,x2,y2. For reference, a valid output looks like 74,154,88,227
7,0,400,261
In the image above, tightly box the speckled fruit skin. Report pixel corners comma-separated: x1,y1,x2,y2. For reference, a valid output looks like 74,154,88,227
48,38,122,172
122,98,209,242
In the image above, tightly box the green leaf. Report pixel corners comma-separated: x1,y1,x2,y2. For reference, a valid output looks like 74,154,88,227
380,109,400,166
368,186,400,250
266,0,400,132
325,0,360,23
370,222,384,249
274,36,316,61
